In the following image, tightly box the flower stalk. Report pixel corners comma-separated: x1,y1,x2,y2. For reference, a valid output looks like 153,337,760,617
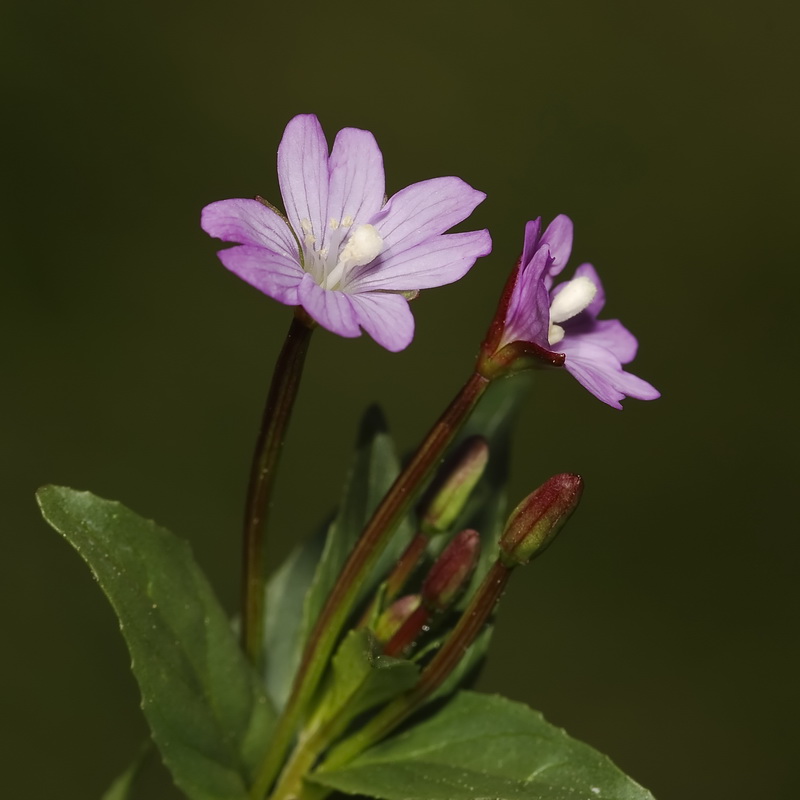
316,475,583,775
251,370,490,799
242,311,314,668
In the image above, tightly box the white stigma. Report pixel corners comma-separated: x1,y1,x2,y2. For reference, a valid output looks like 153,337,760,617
547,276,597,345
321,224,384,290
337,224,383,267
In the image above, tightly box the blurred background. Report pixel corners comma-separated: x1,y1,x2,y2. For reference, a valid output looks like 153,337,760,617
2,0,798,797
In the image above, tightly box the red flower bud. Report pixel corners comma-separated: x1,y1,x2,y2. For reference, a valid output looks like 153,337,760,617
422,529,481,612
374,595,422,644
499,474,583,566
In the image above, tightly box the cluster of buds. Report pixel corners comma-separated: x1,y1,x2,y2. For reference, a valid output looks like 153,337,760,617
317,459,586,776
367,440,583,678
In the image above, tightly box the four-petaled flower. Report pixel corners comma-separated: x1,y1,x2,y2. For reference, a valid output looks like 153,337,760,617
201,114,491,352
485,215,659,409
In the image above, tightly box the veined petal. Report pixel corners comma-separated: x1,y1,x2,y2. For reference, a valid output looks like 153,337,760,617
348,292,415,352
561,338,660,409
297,273,360,338
325,127,385,249
217,245,305,305
278,114,329,244
539,214,574,279
201,198,298,259
500,245,553,347
372,177,486,260
567,319,639,364
520,218,542,271
346,230,491,292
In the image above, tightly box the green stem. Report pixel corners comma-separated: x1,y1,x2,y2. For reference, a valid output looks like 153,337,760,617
250,370,490,799
242,311,314,668
318,559,512,773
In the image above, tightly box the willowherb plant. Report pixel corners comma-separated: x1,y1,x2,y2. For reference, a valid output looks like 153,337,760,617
38,113,659,800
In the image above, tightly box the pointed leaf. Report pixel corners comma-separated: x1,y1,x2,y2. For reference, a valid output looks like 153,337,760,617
311,691,654,800
264,522,326,710
315,629,419,727
100,744,150,800
37,486,275,800
303,407,413,639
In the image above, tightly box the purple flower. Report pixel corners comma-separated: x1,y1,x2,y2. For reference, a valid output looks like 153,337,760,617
201,114,491,352
490,215,659,409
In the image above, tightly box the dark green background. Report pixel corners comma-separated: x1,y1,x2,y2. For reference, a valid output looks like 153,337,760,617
3,1,797,798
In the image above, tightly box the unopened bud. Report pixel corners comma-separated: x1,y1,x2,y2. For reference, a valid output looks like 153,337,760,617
420,437,489,535
422,529,481,612
499,474,583,566
374,595,422,644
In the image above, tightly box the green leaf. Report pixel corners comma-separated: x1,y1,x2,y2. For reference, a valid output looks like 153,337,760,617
100,743,150,800
311,691,654,800
303,407,414,641
37,486,275,800
314,629,419,727
264,521,326,710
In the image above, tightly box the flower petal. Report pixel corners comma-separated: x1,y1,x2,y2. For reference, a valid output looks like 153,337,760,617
500,245,553,347
325,127,385,249
539,214,574,280
217,246,305,305
201,198,298,259
568,319,639,364
520,218,542,271
297,273,361,338
561,338,660,409
348,292,415,352
346,230,491,292
371,177,486,260
277,114,329,244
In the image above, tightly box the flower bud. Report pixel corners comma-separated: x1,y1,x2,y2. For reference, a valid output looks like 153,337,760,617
422,529,481,612
374,595,422,644
419,437,489,535
499,474,583,566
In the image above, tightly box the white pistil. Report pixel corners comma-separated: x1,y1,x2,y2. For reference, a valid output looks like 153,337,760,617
547,276,597,345
322,224,384,290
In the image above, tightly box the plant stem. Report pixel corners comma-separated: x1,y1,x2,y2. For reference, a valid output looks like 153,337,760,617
317,559,512,773
242,311,314,668
251,370,490,799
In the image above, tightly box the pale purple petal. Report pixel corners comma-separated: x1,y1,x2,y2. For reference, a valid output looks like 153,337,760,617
217,246,305,305
371,177,486,260
297,273,360,338
520,218,542,272
561,338,660,409
325,127,385,249
500,246,553,347
568,319,639,364
345,230,491,292
201,199,299,260
572,262,606,316
277,114,329,243
348,292,415,352
539,214,574,280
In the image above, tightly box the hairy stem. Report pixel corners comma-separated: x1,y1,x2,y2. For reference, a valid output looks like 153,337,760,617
242,311,314,668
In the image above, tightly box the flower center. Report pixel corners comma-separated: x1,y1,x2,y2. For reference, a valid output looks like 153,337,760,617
301,218,384,291
547,276,597,345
